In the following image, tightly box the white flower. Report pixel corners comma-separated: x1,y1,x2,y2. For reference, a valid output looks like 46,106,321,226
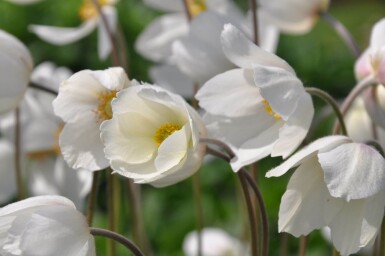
0,30,33,114
0,195,95,255
196,24,313,171
259,0,329,34
183,228,248,256
136,0,244,62
29,0,118,60
266,135,385,256
355,18,385,85
0,140,16,204
100,84,206,187
53,67,130,171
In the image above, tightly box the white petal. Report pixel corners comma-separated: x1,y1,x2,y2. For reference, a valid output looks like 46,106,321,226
319,142,385,201
278,159,342,236
354,49,371,81
363,86,385,129
329,193,385,256
257,10,280,53
271,93,314,158
97,6,117,60
266,135,351,178
29,19,97,45
220,24,294,72
370,18,385,51
142,0,184,12
196,68,262,117
0,140,16,204
135,13,188,62
89,67,129,91
60,113,109,171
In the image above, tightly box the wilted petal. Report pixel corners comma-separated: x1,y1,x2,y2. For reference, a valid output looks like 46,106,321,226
319,142,385,201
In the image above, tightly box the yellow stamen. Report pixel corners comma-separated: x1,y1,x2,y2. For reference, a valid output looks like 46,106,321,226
262,100,281,119
154,123,181,146
187,0,207,18
79,0,110,21
97,90,117,121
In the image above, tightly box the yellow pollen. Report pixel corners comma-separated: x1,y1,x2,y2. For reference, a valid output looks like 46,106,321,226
27,125,63,159
79,0,110,21
187,0,207,18
154,123,181,146
262,100,281,119
97,90,117,121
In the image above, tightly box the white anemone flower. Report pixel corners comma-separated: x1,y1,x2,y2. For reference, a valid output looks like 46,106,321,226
183,228,248,256
259,0,329,34
0,140,16,204
266,135,385,256
53,67,130,171
0,30,33,114
355,18,385,85
136,0,244,62
29,0,118,60
0,196,95,255
100,84,206,187
196,24,313,171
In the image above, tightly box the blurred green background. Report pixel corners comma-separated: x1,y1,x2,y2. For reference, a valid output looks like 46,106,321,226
0,0,384,255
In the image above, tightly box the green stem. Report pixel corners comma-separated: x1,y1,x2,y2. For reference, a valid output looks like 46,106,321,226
90,227,144,256
248,0,258,44
87,172,101,226
107,172,116,256
29,82,58,96
380,216,385,256
14,108,25,200
299,235,307,256
332,76,377,134
192,172,204,256
305,87,348,136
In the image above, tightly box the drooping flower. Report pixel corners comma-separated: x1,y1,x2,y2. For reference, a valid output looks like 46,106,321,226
355,18,385,85
183,228,248,256
196,24,314,171
29,0,118,60
100,84,206,187
0,195,95,255
259,0,329,34
266,135,385,256
53,67,130,171
0,29,33,114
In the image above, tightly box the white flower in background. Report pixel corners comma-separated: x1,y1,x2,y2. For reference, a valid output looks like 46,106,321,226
259,0,329,34
136,0,244,62
0,140,16,204
355,18,385,85
0,62,93,209
266,135,385,256
4,0,44,4
196,24,313,171
53,67,130,171
29,0,118,60
183,228,248,256
100,84,206,187
0,30,33,114
0,196,95,255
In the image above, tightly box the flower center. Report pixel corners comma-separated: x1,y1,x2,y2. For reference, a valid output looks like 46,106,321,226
262,100,281,119
27,125,63,159
154,123,181,146
79,0,110,21
97,90,117,121
187,0,207,18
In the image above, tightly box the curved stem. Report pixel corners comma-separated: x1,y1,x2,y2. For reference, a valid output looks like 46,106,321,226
366,141,385,157
87,172,101,226
91,0,120,65
248,0,258,44
305,87,347,136
320,11,360,58
29,82,58,96
90,227,144,256
332,76,377,134
299,235,307,256
14,108,24,200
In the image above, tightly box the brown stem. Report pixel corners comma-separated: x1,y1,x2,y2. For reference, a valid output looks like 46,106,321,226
248,0,258,44
14,108,24,200
87,172,101,226
299,235,307,256
182,0,193,21
107,172,116,256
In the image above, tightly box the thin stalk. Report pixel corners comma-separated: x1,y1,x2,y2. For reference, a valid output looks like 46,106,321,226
305,87,347,136
29,82,58,96
14,108,24,200
280,233,289,256
380,216,385,256
91,0,120,66
116,25,129,73
299,235,307,256
90,227,144,256
332,76,377,134
192,173,204,256
182,0,193,21
320,11,360,58
87,172,101,226
248,0,258,44
107,172,116,256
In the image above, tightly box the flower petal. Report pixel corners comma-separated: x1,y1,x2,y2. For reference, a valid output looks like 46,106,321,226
266,135,351,178
29,19,97,45
370,18,385,50
0,140,16,204
142,0,184,12
221,23,294,72
363,86,385,129
97,6,117,60
319,142,385,201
